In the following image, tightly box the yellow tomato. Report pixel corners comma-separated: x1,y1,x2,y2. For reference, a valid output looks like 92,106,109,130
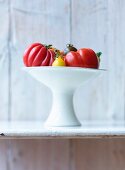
52,57,66,66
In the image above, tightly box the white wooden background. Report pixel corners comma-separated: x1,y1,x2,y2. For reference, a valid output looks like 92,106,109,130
0,0,125,169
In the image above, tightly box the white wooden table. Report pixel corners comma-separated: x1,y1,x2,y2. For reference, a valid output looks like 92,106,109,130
0,121,125,139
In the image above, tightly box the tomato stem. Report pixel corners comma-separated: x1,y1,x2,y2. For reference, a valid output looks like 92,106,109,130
54,49,63,59
96,52,102,63
66,44,77,50
44,44,53,49
96,52,102,58
66,44,73,47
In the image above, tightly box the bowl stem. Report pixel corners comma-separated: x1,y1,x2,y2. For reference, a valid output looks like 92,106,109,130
45,88,81,127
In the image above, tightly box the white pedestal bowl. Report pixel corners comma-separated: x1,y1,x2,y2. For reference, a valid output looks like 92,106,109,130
24,67,104,127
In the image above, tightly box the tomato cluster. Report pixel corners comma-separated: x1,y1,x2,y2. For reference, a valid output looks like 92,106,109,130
23,43,101,69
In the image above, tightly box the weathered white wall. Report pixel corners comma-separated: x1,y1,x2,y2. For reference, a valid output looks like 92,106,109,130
0,0,125,169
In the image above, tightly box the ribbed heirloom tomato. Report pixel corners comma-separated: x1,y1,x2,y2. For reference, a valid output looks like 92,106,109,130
64,48,99,69
23,43,55,67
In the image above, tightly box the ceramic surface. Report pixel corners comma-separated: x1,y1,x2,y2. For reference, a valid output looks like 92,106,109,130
24,67,105,127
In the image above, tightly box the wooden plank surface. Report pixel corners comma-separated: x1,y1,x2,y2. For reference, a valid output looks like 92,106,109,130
10,0,70,120
72,0,109,120
0,140,9,170
9,1,71,170
9,139,69,170
73,139,125,170
0,0,10,169
0,0,9,120
106,0,125,120
72,0,125,121
1,121,125,139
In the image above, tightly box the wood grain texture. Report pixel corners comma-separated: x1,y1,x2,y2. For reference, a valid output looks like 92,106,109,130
73,139,125,170
0,0,9,119
72,0,125,121
72,0,109,120
10,0,70,120
9,1,71,170
0,1,10,169
106,0,125,120
9,139,69,170
0,140,9,170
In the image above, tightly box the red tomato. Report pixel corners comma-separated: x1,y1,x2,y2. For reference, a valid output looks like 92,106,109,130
64,51,84,67
23,43,55,67
64,48,99,69
78,48,99,69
